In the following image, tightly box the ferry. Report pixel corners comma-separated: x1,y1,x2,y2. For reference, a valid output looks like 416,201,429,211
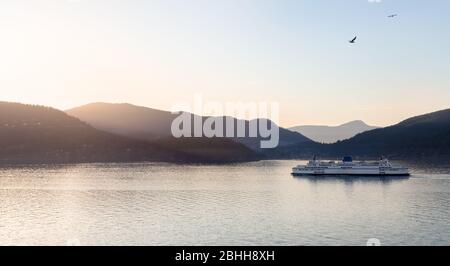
292,156,410,176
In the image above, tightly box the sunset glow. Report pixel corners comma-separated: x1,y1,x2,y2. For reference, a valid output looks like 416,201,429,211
1,0,449,127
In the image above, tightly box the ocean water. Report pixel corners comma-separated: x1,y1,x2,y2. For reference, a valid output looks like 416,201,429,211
0,160,449,246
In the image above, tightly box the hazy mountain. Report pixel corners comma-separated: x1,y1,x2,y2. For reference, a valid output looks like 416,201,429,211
328,108,450,159
67,103,312,152
5,102,447,163
289,120,379,144
0,102,184,164
268,108,450,160
228,118,312,151
66,103,176,140
0,102,260,164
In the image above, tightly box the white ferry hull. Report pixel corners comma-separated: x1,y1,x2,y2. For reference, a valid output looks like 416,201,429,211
292,167,410,176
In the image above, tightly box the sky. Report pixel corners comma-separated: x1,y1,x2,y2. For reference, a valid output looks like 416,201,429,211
0,0,449,127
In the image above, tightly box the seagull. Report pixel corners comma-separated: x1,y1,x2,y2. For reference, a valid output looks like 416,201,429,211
349,36,357,44
388,14,398,18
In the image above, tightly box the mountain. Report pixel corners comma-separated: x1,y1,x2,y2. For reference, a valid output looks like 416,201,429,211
67,103,312,152
0,102,183,164
66,103,175,140
5,102,447,163
328,108,450,159
153,137,260,163
268,108,450,160
0,102,259,164
289,120,379,144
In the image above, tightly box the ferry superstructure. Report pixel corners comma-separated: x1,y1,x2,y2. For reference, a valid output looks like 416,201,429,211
292,156,410,176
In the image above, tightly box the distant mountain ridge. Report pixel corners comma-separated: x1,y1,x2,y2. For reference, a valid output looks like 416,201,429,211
328,108,450,159
2,101,449,164
289,120,379,144
0,102,184,164
67,103,312,152
66,103,175,140
0,102,261,164
268,108,450,160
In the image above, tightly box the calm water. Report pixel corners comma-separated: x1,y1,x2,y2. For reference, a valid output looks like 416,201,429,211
0,160,449,246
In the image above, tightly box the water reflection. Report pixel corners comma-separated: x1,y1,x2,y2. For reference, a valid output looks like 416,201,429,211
0,160,449,246
292,175,410,184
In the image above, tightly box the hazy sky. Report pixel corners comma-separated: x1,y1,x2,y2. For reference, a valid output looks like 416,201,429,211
1,0,449,127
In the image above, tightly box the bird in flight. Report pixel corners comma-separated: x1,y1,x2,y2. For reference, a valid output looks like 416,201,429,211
388,14,398,18
349,36,357,44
